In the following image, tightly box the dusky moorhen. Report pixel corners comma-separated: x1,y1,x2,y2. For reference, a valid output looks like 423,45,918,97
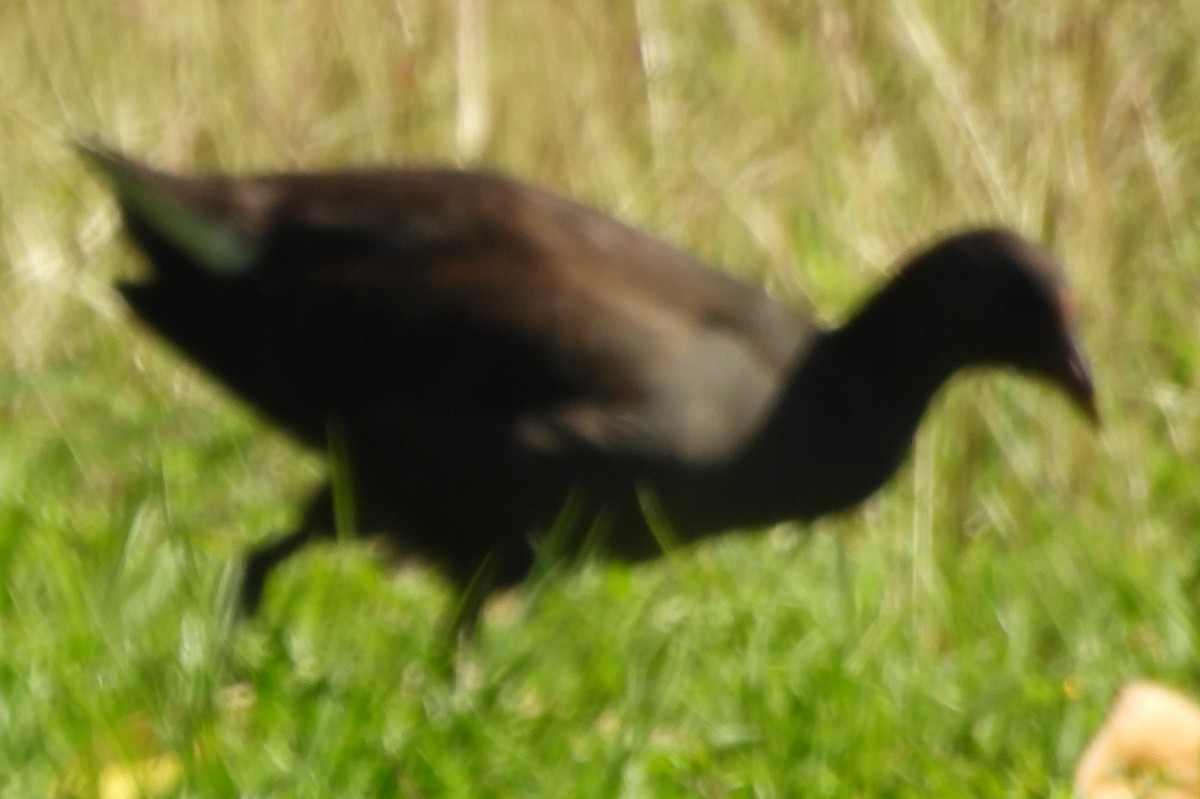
79,143,1097,631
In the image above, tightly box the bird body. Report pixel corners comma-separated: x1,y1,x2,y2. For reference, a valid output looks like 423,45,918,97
80,144,1096,621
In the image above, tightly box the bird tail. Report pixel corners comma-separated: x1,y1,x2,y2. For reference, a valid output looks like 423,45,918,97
75,138,256,277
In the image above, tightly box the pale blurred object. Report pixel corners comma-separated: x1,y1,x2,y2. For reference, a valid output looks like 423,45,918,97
1075,681,1200,799
455,0,489,160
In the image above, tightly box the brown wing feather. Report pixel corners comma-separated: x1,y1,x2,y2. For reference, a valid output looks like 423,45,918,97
115,162,815,463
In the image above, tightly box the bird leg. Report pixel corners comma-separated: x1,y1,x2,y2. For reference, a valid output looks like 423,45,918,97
239,485,334,615
443,549,503,642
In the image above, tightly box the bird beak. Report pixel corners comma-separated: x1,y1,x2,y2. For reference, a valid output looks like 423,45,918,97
1053,335,1099,426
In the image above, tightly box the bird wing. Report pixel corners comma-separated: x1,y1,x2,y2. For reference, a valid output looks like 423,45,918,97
93,150,814,463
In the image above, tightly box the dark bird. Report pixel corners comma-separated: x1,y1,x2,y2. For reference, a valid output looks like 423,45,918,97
79,143,1098,634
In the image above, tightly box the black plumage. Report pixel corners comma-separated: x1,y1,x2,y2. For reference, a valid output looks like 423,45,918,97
80,143,1097,629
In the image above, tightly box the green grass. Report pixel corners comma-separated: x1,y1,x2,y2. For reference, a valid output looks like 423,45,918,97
3,0,1200,795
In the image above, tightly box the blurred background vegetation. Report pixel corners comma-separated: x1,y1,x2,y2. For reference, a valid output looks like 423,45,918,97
2,0,1198,795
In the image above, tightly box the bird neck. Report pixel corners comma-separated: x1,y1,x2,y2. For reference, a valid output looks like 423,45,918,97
833,267,977,412
726,284,975,522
